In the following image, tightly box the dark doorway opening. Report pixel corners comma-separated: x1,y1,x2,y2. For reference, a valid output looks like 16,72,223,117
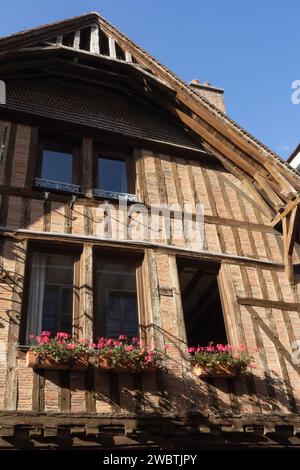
177,260,228,347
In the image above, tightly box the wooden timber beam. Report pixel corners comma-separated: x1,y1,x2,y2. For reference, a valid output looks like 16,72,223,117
271,194,300,227
175,90,298,198
173,107,286,210
281,204,300,284
108,30,299,198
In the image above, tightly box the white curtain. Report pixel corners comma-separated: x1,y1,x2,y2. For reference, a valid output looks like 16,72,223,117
26,253,46,342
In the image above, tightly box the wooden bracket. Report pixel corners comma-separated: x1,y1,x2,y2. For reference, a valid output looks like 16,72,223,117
282,204,300,284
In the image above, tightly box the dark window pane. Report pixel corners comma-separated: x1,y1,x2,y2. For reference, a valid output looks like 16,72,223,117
96,259,138,338
98,157,127,193
26,253,75,341
41,149,73,184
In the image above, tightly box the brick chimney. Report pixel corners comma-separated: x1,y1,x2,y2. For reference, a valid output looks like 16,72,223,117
189,79,226,114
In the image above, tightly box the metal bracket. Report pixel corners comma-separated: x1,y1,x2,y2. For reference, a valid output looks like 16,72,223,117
44,192,49,205
69,195,76,209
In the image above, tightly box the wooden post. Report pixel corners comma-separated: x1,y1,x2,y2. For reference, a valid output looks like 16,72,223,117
90,25,99,54
108,36,116,59
73,30,80,50
81,137,93,198
282,204,300,284
4,239,27,410
80,243,93,340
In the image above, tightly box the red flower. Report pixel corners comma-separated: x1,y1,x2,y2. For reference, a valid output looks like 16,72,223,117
56,332,69,340
41,331,51,337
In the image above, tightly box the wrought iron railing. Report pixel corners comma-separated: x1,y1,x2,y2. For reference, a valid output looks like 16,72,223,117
93,188,137,202
34,178,81,194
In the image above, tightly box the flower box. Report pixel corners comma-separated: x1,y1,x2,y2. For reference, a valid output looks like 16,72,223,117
95,335,167,373
26,350,89,371
193,364,238,379
97,357,156,373
188,343,255,379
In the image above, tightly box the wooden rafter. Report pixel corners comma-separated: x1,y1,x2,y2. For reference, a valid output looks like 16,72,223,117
173,107,286,210
281,204,300,283
271,194,300,227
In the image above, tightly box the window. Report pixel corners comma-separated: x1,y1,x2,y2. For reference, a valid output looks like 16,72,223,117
97,156,128,193
95,257,139,338
177,261,228,347
25,251,79,343
41,148,73,184
94,151,136,201
35,137,80,193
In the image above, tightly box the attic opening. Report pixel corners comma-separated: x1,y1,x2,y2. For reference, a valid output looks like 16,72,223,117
177,260,228,347
62,31,75,47
79,27,90,51
99,29,109,56
115,42,126,61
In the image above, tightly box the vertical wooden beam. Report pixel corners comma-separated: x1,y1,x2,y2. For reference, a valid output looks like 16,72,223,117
25,127,38,189
90,25,99,54
80,243,93,340
4,239,27,410
282,204,300,284
73,30,81,50
125,51,132,62
81,137,94,198
146,250,164,350
108,36,116,59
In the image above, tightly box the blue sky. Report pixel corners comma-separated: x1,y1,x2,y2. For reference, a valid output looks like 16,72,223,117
1,0,299,159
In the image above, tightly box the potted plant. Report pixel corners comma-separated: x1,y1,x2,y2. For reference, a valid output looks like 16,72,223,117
187,343,255,379
27,331,91,370
94,335,167,373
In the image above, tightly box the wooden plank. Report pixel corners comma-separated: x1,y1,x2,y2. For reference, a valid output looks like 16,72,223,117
43,199,51,232
146,249,164,351
4,239,27,410
25,127,38,189
237,297,300,311
85,368,96,413
80,243,93,340
59,371,70,412
125,51,132,62
32,370,45,412
286,205,300,255
108,36,116,59
272,196,300,227
73,30,80,50
90,25,99,54
81,137,93,197
3,123,17,187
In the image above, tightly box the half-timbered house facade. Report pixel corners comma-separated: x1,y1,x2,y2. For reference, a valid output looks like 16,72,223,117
0,12,300,449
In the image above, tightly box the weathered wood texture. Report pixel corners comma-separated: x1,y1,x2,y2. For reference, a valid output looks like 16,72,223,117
0,122,300,419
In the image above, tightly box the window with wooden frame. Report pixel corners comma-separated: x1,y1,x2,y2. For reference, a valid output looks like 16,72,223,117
34,134,81,194
177,259,228,347
93,149,136,202
22,246,80,344
94,251,143,339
